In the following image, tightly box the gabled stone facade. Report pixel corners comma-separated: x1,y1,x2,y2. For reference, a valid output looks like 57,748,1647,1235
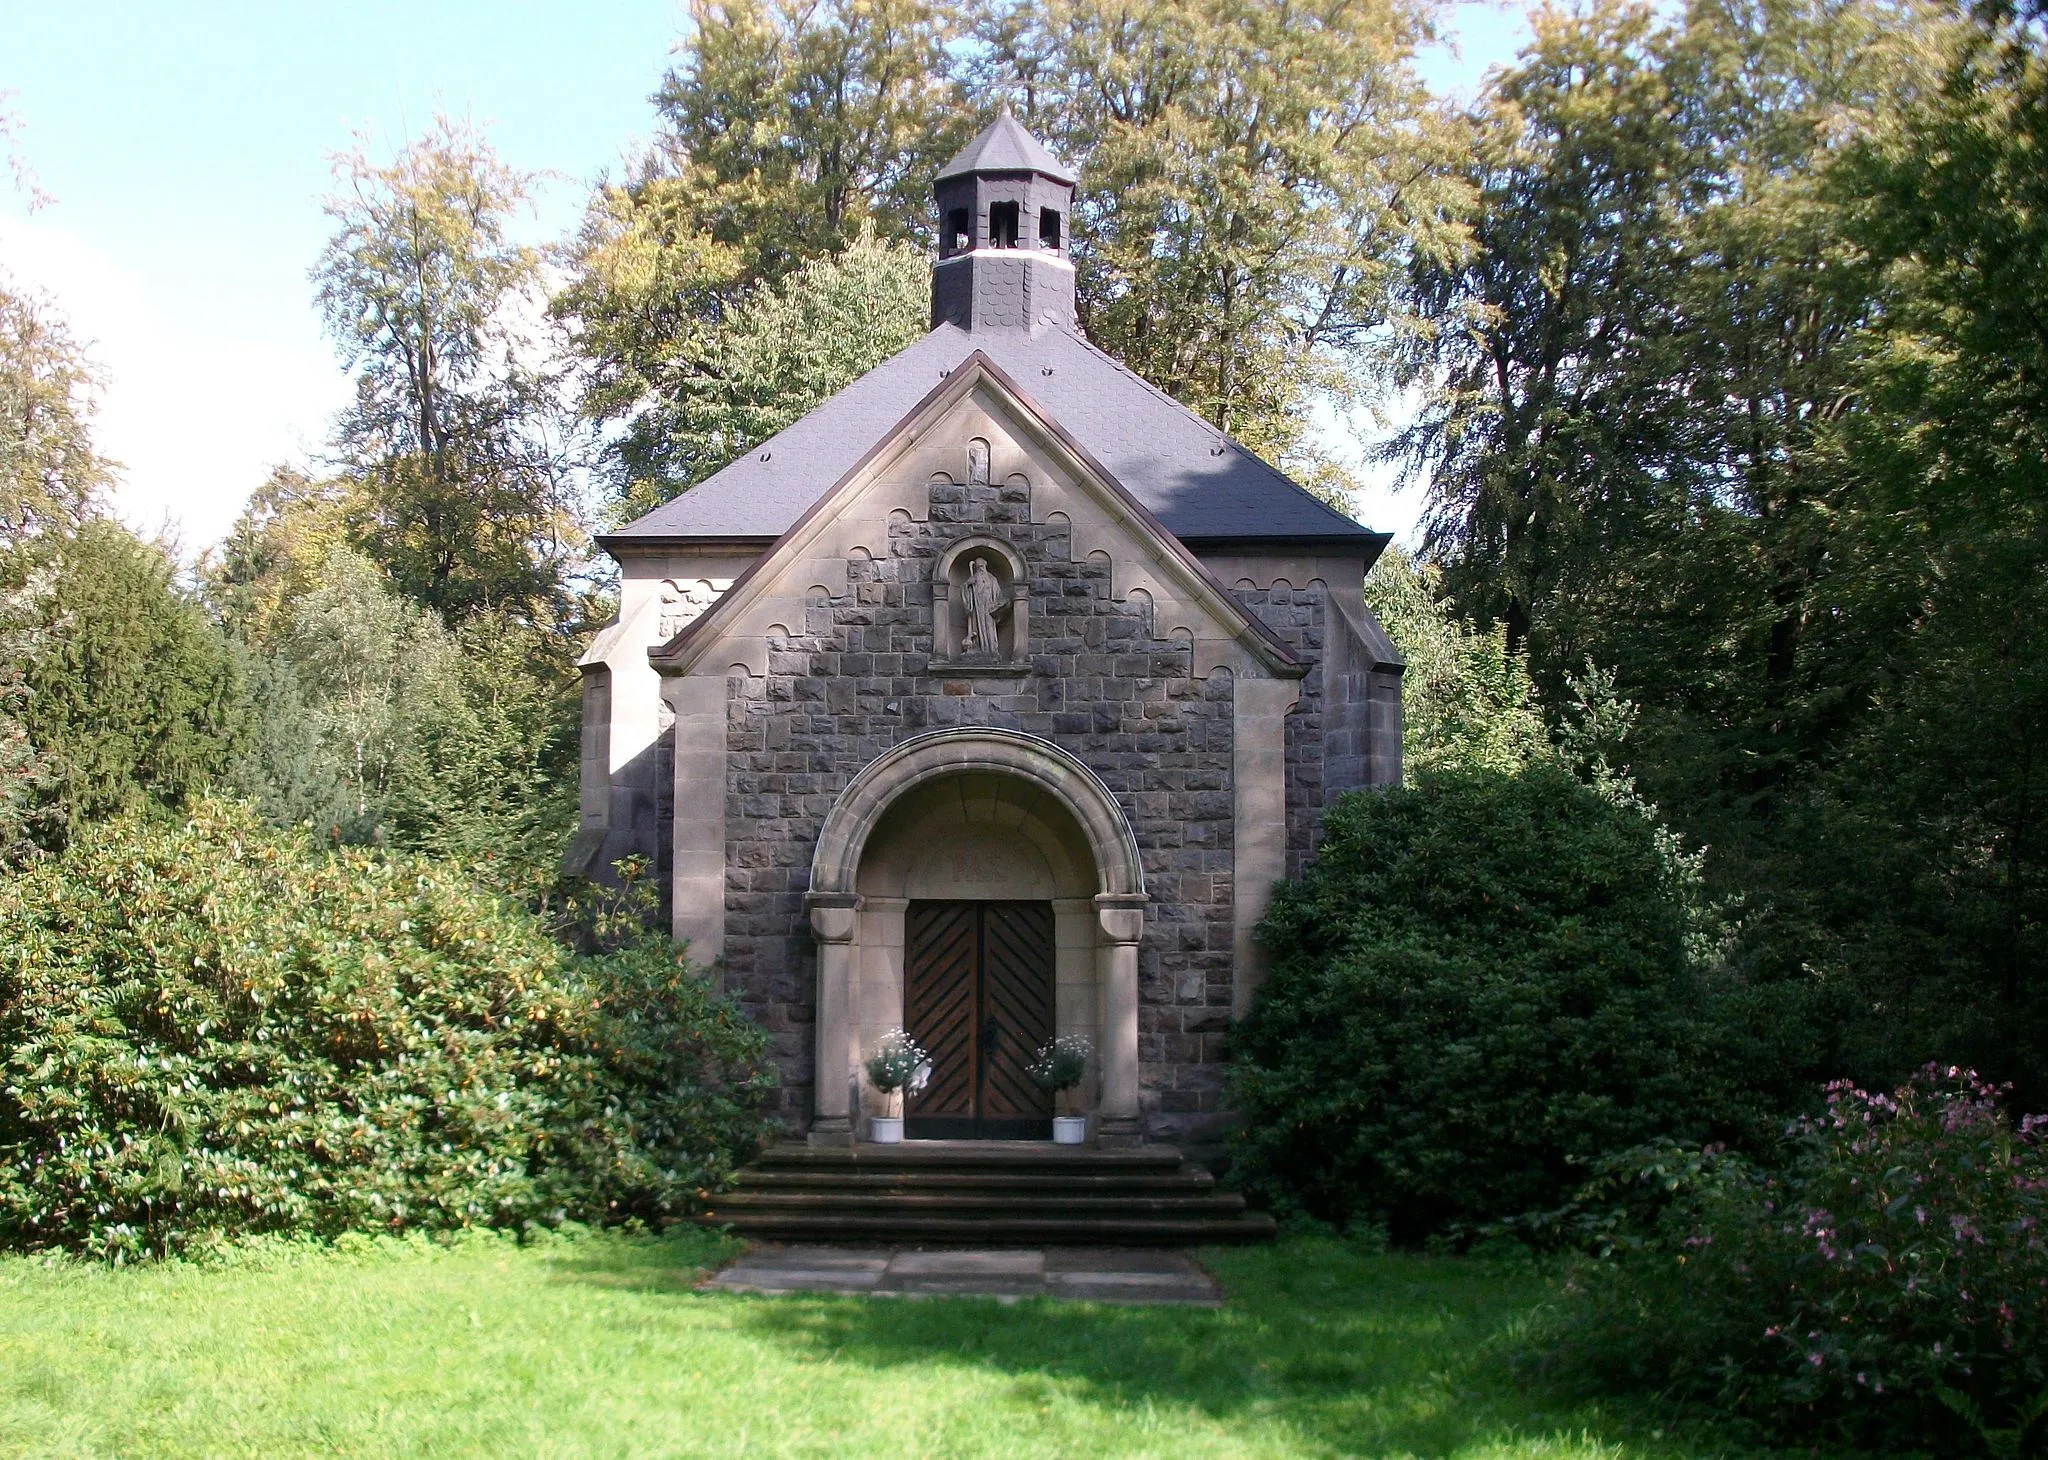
574,118,1404,1154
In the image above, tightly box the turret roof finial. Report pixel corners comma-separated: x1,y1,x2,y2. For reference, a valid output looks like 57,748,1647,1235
936,108,1077,185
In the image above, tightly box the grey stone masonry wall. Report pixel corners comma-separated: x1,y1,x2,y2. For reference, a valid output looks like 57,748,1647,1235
714,474,1276,1147
1233,585,1329,879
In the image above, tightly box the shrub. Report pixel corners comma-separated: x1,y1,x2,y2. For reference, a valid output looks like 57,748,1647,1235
1229,761,1788,1239
0,801,772,1260
1534,1067,2048,1456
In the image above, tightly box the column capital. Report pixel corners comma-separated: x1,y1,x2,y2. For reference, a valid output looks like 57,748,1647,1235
806,891,862,943
1094,892,1146,945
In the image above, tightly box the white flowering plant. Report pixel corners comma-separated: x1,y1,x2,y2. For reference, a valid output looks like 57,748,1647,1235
1026,1034,1091,1093
864,1029,932,1109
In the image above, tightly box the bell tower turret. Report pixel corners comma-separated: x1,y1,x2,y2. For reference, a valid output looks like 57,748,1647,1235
930,109,1078,333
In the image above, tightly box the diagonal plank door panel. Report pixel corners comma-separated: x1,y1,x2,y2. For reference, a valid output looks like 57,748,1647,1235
980,902,1055,1122
902,900,1055,1137
905,902,977,1120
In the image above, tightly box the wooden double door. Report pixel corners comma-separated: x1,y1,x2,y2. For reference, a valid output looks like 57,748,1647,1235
903,900,1055,1140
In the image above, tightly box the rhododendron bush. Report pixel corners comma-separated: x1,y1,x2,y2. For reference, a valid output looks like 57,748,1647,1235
1537,1067,2048,1455
0,802,773,1260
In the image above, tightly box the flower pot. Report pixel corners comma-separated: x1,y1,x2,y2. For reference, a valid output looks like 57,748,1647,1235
868,1116,904,1144
1051,1115,1088,1145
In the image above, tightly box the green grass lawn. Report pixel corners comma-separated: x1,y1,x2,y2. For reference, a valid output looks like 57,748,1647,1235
0,1230,1789,1459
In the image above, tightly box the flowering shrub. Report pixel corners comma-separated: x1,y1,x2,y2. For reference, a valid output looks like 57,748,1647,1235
1535,1066,2048,1455
0,802,773,1260
863,1029,931,1097
1027,1035,1090,1093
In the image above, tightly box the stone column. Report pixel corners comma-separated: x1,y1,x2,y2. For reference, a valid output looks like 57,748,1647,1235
806,892,861,1147
666,672,730,962
1094,893,1147,1148
1232,675,1301,1017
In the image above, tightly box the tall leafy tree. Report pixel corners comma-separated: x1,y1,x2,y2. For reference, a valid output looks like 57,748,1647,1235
1393,0,1696,655
1398,0,1930,794
981,0,1469,488
555,0,968,507
0,278,110,541
597,230,931,521
201,465,354,644
654,0,971,272
315,117,580,621
1786,0,2048,1090
1364,546,1548,775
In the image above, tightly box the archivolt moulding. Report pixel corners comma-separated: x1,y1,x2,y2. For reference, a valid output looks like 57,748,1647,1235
807,727,1143,901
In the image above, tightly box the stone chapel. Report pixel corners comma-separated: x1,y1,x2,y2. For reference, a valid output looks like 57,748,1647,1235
571,113,1405,1155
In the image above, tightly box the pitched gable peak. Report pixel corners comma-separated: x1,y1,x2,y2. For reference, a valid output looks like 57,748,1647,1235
649,350,1303,680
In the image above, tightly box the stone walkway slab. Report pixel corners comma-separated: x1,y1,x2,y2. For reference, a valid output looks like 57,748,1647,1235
704,1245,1219,1305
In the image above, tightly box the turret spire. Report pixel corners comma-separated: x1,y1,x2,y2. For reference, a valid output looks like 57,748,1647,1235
930,112,1078,333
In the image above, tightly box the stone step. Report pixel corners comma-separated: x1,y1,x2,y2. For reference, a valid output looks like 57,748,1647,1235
749,1144,1198,1169
752,1141,1188,1174
734,1168,1214,1194
703,1141,1274,1247
701,1211,1279,1246
708,1191,1251,1219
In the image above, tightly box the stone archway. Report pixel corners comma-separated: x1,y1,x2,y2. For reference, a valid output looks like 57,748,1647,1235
805,728,1147,1147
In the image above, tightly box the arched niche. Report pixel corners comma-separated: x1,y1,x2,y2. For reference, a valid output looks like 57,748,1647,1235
931,533,1030,665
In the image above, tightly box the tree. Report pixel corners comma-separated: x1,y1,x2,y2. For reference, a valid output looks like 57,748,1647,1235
383,611,580,890
232,547,579,884
555,0,968,508
201,464,354,644
1776,0,2048,1096
0,278,109,542
260,547,463,835
10,520,247,827
597,230,931,521
653,0,970,273
982,0,1470,488
0,569,62,862
315,117,581,621
1364,546,1547,774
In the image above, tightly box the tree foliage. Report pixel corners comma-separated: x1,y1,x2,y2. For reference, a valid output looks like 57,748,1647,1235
0,277,108,542
554,0,969,506
572,229,931,522
315,117,580,621
222,546,578,887
981,0,1467,483
1364,546,1547,774
558,0,1462,512
1395,0,2048,1104
8,521,245,829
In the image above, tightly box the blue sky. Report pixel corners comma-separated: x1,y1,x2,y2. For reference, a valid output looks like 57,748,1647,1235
0,0,1529,553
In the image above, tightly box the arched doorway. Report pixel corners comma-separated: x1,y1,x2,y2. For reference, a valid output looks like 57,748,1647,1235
805,729,1147,1146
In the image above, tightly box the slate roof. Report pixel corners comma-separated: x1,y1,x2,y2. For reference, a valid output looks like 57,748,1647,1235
936,110,1078,184
603,323,1386,553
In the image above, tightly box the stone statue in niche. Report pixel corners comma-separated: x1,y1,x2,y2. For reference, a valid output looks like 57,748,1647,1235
968,439,990,486
932,537,1027,670
962,557,1003,653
